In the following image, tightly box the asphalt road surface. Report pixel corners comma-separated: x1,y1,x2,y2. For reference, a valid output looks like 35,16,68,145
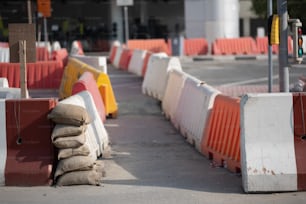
0,57,306,204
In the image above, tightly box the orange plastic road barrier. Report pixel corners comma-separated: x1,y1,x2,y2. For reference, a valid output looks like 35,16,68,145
127,39,171,55
51,48,69,67
184,38,208,56
119,48,133,71
212,37,258,55
292,93,306,191
201,94,241,173
72,71,106,122
141,51,153,78
256,36,293,54
0,61,64,89
59,57,118,118
5,98,56,186
36,47,50,61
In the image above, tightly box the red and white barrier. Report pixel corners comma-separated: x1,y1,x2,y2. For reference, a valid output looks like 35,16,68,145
5,99,56,186
72,71,106,123
172,76,220,151
72,55,107,73
112,46,123,69
128,49,147,76
142,54,181,101
162,69,187,121
60,91,109,157
240,93,302,192
0,99,6,186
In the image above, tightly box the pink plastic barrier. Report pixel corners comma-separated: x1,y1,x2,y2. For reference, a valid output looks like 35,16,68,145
72,71,106,122
51,48,69,67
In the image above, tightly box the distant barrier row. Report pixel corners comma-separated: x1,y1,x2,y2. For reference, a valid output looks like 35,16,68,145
110,42,306,193
126,36,294,56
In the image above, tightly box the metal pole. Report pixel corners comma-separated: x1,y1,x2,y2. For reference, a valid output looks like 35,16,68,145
27,0,32,24
124,6,129,43
43,17,48,52
268,0,273,92
277,0,290,92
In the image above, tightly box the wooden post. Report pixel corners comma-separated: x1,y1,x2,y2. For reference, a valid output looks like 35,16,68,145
27,0,32,24
19,40,28,98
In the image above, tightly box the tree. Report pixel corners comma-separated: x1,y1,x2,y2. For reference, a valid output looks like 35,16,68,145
251,0,306,23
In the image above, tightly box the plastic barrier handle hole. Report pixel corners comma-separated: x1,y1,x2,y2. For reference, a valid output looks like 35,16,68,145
16,137,22,145
301,135,306,140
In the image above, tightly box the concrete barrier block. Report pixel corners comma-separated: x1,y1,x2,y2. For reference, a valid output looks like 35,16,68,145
240,93,297,192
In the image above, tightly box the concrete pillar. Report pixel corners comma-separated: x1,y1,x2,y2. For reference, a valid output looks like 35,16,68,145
110,1,124,43
185,0,239,44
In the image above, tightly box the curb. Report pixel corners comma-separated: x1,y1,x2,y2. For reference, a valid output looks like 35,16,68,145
179,55,279,62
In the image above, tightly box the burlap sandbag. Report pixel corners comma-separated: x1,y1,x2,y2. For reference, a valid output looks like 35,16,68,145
56,170,101,186
51,124,86,140
54,156,95,179
56,161,105,186
47,103,90,126
52,133,86,149
58,143,91,160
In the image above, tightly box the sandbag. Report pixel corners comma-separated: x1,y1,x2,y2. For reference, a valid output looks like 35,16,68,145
47,103,91,126
51,124,86,139
52,133,86,149
56,160,105,186
58,143,91,160
54,156,95,178
56,169,101,186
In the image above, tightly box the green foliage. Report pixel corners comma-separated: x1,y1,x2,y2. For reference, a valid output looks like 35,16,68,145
251,0,306,23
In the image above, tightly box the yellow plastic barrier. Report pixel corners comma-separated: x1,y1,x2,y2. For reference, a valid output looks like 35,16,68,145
59,57,118,118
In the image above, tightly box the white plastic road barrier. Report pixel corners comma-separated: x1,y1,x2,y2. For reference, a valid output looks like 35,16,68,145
240,93,297,192
72,54,107,73
0,47,9,62
51,41,61,51
60,90,109,158
162,69,187,121
0,99,6,186
128,49,147,76
0,78,8,88
0,88,22,99
172,75,220,151
142,54,181,101
112,46,123,69
36,41,52,53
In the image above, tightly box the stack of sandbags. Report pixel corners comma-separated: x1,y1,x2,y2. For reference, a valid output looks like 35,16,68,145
48,103,104,186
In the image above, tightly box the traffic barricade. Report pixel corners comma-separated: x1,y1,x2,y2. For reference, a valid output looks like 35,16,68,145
162,69,187,121
0,61,64,89
128,49,147,76
4,98,57,186
142,55,181,101
201,94,241,172
72,71,106,122
72,54,107,73
240,93,300,192
60,91,109,157
0,77,8,88
172,76,220,151
119,48,133,71
59,57,118,118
